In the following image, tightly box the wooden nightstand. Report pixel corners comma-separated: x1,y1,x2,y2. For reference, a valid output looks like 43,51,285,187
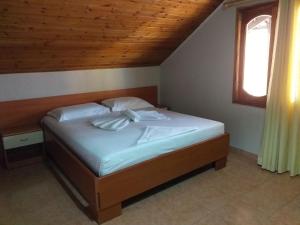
0,125,44,169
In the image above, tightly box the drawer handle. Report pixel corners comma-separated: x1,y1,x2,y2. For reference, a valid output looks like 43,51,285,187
20,138,29,142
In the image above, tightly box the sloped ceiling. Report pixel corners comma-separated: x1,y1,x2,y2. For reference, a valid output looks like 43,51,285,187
0,0,223,74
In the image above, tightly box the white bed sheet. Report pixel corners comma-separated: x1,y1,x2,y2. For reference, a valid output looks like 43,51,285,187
43,108,224,176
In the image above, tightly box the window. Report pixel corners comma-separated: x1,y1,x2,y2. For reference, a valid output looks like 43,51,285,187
233,2,278,107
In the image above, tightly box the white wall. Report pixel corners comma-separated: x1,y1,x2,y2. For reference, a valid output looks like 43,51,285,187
161,2,272,155
0,66,160,101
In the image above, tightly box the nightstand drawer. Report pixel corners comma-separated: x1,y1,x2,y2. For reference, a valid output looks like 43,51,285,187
3,131,43,150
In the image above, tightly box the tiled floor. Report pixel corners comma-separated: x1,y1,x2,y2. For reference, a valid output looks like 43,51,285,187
0,149,300,225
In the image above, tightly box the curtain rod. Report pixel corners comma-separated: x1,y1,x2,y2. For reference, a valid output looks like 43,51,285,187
223,0,254,8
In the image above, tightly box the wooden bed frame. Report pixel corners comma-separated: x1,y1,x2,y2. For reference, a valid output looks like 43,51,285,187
43,129,229,224
0,85,229,223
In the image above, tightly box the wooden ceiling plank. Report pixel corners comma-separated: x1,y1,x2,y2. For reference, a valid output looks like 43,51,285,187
0,0,223,74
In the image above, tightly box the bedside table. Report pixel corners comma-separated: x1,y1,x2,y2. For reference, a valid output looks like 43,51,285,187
0,125,44,169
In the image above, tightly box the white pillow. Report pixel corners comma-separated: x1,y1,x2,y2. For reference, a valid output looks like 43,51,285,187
102,97,154,112
47,103,110,122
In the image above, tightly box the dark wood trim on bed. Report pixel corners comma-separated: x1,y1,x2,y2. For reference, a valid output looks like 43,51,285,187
0,86,157,130
43,124,229,224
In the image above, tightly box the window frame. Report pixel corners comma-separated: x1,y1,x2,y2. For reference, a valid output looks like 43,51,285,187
233,1,278,108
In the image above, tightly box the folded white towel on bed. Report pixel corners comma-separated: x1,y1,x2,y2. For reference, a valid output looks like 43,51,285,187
136,110,170,121
92,109,170,131
137,126,199,144
122,109,169,122
91,115,130,131
121,109,141,122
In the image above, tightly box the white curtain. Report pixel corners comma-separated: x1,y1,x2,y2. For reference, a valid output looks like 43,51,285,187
259,0,300,176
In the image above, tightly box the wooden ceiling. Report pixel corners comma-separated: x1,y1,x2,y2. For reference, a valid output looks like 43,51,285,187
0,0,223,74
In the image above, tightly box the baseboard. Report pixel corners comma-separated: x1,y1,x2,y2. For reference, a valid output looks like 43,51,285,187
230,146,258,162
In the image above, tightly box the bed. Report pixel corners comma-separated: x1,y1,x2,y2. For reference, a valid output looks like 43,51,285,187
43,108,225,176
43,105,229,223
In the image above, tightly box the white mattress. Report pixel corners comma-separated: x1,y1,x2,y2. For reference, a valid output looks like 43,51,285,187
43,108,224,176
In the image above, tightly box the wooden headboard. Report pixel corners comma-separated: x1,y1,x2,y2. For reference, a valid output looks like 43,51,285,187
0,86,157,130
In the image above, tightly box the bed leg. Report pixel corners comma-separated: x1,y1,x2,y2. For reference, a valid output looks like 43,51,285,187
214,157,227,170
96,203,122,224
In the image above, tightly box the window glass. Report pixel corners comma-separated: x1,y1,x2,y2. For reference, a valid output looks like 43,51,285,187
233,2,278,108
243,15,272,97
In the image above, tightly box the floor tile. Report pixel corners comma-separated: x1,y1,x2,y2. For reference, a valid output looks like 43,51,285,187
1,149,300,225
